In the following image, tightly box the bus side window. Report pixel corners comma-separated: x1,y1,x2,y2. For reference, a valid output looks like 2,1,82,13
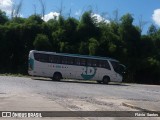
92,59,98,67
68,57,74,65
62,57,67,64
49,55,54,63
99,60,103,67
58,56,62,64
80,58,86,66
49,55,60,63
87,59,92,66
75,58,80,65
99,60,110,70
55,56,60,64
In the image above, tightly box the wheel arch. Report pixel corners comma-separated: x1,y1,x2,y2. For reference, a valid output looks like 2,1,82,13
102,75,110,84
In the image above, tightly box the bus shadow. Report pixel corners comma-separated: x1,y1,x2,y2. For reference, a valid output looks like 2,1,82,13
31,77,52,82
31,77,129,86
59,79,98,85
60,80,129,86
107,83,129,86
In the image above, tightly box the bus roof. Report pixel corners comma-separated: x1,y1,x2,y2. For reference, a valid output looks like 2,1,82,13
30,50,119,62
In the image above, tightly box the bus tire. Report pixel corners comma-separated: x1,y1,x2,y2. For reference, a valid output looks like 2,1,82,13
53,72,62,81
103,76,110,84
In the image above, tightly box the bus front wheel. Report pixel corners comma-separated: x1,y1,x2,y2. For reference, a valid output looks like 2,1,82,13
53,72,62,81
103,76,110,84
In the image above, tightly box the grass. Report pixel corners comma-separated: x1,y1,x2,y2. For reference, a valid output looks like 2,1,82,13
0,73,29,77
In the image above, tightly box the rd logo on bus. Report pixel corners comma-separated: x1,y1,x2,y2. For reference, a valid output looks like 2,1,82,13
81,67,97,80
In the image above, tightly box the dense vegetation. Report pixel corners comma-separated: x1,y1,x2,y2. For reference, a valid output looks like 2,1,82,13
0,10,160,84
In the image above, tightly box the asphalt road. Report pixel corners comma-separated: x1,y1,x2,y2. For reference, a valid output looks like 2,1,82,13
0,76,160,120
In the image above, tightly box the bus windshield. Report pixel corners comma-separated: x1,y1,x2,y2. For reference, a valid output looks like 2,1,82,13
110,61,125,75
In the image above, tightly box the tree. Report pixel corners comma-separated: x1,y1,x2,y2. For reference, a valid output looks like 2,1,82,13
0,10,9,24
59,42,69,52
135,57,160,84
26,15,44,25
47,19,59,31
147,24,157,36
118,13,141,82
119,13,141,57
139,35,155,58
33,34,51,51
10,17,26,24
147,25,160,54
79,42,88,54
88,38,99,55
154,30,160,53
77,11,100,42
64,17,79,44
120,13,134,27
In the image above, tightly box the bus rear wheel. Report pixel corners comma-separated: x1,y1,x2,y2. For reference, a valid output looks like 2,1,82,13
103,76,110,84
53,72,62,81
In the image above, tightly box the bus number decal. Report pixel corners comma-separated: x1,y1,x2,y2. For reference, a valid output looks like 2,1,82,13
81,67,97,80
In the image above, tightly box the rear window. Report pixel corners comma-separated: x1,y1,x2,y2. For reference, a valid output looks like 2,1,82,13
34,53,49,62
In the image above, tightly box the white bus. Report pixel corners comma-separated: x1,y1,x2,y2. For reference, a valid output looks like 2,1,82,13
28,50,124,84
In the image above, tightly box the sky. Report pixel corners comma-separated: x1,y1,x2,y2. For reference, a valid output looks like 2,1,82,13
0,0,160,34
